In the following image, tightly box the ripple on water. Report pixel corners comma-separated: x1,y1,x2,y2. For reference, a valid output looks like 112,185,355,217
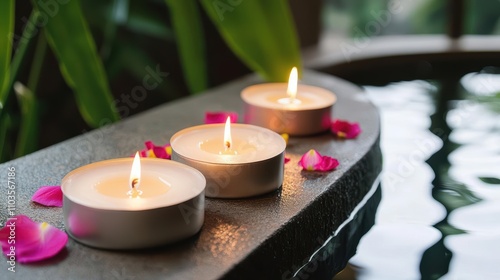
341,74,500,279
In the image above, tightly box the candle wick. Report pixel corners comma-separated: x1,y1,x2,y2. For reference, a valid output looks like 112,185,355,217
131,178,139,189
225,141,231,150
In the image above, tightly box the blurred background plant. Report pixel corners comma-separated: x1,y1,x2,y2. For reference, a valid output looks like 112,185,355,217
0,0,301,163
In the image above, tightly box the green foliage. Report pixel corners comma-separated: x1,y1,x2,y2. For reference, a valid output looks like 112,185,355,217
14,83,38,157
0,0,14,105
0,0,15,162
32,0,119,127
412,0,500,35
1,1,302,163
165,0,208,93
200,0,301,82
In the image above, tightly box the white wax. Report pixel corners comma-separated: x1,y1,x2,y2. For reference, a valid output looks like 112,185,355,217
61,158,205,210
170,123,286,164
241,83,336,110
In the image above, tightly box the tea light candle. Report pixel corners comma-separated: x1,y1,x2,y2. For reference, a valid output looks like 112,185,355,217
171,118,286,198
242,67,337,135
62,154,205,249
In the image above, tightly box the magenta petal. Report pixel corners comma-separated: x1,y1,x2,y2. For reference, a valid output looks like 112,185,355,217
138,141,171,159
0,215,68,263
331,119,362,139
144,140,155,150
299,149,339,172
299,149,323,171
32,186,63,207
316,156,339,171
204,111,238,124
284,157,291,164
152,145,168,159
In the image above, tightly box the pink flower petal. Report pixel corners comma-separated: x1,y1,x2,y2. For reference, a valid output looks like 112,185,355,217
204,111,238,124
0,215,68,263
32,186,63,207
317,156,340,171
299,149,323,171
284,157,291,164
299,149,339,172
137,141,171,159
331,119,362,139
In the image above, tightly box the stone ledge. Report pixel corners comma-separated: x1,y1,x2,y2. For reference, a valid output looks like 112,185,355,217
0,70,381,279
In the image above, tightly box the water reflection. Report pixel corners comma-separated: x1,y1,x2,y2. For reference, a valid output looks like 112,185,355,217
337,70,500,279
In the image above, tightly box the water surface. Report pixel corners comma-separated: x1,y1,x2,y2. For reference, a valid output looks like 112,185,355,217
337,71,500,279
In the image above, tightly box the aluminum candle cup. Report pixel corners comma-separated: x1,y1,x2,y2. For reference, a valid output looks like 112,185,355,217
241,83,337,136
61,157,205,250
170,122,286,198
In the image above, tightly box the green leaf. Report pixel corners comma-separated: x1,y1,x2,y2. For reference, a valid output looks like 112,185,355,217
0,0,14,106
0,11,37,136
12,32,47,158
32,0,119,127
165,0,208,93
13,82,38,158
199,0,301,82
479,177,500,185
0,114,11,162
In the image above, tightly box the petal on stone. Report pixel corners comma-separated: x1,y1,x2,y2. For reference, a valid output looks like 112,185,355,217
299,149,323,171
316,156,339,171
138,141,171,159
299,149,339,172
284,156,291,164
331,119,362,139
32,186,63,207
0,215,68,263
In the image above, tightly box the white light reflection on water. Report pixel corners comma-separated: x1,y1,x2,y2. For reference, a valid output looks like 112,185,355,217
348,81,447,279
353,224,441,280
443,73,500,279
342,75,500,279
461,72,500,96
442,234,500,280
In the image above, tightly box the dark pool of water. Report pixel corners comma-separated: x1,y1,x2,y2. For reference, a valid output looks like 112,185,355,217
336,70,500,279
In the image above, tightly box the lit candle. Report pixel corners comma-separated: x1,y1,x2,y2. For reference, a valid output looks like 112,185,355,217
241,67,337,135
61,155,205,249
171,118,286,198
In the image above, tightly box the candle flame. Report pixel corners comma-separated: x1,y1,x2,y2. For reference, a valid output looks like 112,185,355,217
130,152,141,191
224,116,232,150
287,67,298,101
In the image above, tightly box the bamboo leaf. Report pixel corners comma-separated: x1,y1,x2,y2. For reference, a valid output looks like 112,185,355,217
0,11,37,149
7,11,37,97
13,83,38,157
165,0,208,93
32,0,119,127
199,0,301,82
0,0,14,106
12,32,47,158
